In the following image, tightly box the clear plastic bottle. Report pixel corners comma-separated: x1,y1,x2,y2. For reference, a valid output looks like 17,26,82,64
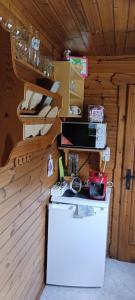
47,155,53,177
31,30,40,68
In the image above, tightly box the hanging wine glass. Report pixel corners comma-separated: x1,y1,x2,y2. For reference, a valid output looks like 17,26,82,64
11,25,22,39
38,54,44,72
47,60,54,77
15,38,28,60
43,56,50,76
1,18,15,33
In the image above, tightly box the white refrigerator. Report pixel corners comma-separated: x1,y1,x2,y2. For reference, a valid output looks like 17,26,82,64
46,189,111,287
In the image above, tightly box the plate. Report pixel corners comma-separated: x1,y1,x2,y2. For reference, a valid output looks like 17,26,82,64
46,106,58,118
43,81,61,106
21,90,34,109
40,124,52,135
38,105,51,117
28,92,43,109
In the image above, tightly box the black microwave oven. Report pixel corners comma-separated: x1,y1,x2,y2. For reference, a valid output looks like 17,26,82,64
60,122,107,149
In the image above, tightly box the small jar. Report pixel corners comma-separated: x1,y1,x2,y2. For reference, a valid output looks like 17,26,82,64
63,49,71,61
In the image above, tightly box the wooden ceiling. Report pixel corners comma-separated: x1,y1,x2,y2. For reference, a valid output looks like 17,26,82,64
1,0,135,56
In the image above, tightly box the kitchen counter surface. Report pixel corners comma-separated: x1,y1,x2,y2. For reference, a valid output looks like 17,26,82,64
51,187,111,207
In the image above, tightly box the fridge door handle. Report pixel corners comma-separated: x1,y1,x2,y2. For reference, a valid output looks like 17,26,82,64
72,205,104,218
50,203,76,212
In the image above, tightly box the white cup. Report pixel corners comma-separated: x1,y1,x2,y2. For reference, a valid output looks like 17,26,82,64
69,105,81,115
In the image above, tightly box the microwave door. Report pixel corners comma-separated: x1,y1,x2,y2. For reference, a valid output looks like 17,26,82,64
88,124,96,148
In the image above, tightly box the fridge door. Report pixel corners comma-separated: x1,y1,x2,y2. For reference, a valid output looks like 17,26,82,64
47,203,108,287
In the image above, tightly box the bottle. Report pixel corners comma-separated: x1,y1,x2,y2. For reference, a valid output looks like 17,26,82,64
31,30,40,68
47,155,53,177
63,49,71,61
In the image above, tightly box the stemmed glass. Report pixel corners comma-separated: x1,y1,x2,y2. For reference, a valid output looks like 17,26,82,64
15,38,28,60
0,18,15,33
0,16,54,75
11,24,22,39
43,56,54,77
14,26,29,60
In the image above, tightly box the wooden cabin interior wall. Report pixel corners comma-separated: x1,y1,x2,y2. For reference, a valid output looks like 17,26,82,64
83,58,118,252
84,56,135,260
1,1,135,299
0,3,61,299
0,143,59,300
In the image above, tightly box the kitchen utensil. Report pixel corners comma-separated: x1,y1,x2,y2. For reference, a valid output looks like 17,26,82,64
59,156,64,182
68,153,79,176
69,176,82,194
69,105,81,115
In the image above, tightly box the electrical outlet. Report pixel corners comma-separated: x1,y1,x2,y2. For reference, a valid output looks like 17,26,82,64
102,147,110,162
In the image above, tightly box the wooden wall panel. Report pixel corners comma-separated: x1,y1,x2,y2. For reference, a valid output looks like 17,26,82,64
0,4,60,297
113,0,129,55
83,58,119,250
1,0,135,56
0,142,59,300
83,57,135,257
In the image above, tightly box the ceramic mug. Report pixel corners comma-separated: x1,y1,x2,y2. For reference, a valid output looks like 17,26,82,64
69,105,81,115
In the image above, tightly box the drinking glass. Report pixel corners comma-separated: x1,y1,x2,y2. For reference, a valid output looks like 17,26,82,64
1,18,15,33
42,56,49,76
38,54,44,72
42,56,53,77
47,60,54,77
11,25,22,39
15,38,28,60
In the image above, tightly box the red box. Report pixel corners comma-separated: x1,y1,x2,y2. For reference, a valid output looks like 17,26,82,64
89,171,107,200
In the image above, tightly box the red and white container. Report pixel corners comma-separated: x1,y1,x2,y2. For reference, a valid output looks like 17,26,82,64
89,171,107,200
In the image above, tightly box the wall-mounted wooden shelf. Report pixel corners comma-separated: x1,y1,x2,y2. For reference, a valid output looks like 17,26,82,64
58,146,105,153
53,61,84,118
21,117,59,125
58,146,106,171
69,90,82,99
19,109,37,115
0,24,62,167
14,57,54,82
66,114,82,118
70,63,83,80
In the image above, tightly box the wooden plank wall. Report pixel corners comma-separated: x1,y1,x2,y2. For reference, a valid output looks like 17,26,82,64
85,57,135,257
83,59,119,250
0,4,61,299
0,142,59,300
